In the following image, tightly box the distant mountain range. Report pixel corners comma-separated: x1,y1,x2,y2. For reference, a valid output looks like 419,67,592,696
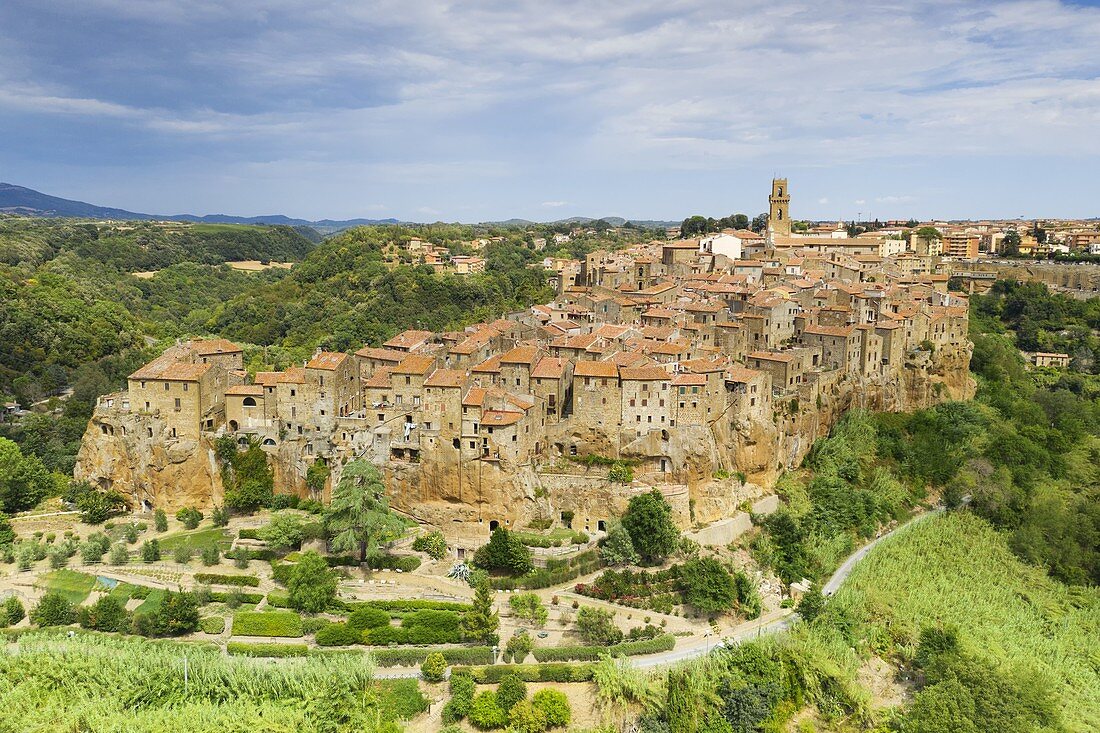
0,182,679,232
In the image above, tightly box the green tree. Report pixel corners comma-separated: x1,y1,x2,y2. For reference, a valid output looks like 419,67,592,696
175,507,203,530
258,511,306,551
31,591,75,627
78,595,129,632
153,508,168,532
621,490,680,564
576,606,623,646
0,437,53,513
796,585,826,622
305,458,330,497
462,576,499,644
211,505,230,527
666,669,699,733
323,460,404,562
140,539,161,563
286,550,338,613
600,519,639,566
507,699,547,733
472,527,533,575
2,596,25,627
469,690,508,729
0,512,14,547
680,557,736,614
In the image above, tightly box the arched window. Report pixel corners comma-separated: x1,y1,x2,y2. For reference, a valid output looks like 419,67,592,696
262,438,276,446
777,187,783,196
777,210,783,220
229,420,239,432
242,397,257,406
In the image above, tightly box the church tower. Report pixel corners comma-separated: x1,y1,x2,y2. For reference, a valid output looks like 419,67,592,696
768,177,791,237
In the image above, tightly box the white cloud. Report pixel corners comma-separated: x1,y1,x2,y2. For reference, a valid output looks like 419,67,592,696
818,197,829,205
541,201,567,207
854,199,867,205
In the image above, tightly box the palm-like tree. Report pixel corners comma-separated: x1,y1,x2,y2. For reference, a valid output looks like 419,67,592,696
324,460,404,562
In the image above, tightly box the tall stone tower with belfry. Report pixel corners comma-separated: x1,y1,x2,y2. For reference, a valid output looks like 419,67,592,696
768,177,791,237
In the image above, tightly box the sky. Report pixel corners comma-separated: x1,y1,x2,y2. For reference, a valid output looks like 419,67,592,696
1,0,1099,223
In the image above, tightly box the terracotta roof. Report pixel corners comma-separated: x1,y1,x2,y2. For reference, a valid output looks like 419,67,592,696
573,361,619,378
619,366,670,381
725,367,764,383
277,367,306,384
472,355,502,373
130,351,212,381
531,357,566,379
355,346,405,363
462,387,487,407
672,373,706,386
499,345,540,365
802,325,855,338
362,367,393,389
255,371,280,387
424,368,467,388
384,329,433,350
190,338,243,356
227,385,264,396
393,354,436,375
307,351,348,370
482,410,523,427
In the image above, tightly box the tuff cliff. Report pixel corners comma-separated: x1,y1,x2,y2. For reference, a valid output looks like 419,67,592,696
74,343,972,536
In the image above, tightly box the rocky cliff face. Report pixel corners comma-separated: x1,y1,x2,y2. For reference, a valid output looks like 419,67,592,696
74,346,973,537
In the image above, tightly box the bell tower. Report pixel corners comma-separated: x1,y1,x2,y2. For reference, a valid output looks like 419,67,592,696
769,177,791,237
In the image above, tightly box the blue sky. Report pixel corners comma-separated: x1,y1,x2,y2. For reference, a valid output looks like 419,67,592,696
1,0,1098,222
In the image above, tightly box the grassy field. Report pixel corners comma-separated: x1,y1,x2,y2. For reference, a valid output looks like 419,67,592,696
0,631,424,731
37,570,97,604
133,589,166,616
828,511,1100,731
157,528,233,554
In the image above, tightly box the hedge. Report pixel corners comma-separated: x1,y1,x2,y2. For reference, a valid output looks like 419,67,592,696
364,609,462,645
194,573,260,587
205,590,264,605
266,592,290,608
451,663,594,683
231,611,304,638
345,599,473,614
315,622,364,646
530,633,675,662
200,616,226,634
237,529,261,540
227,641,310,658
347,607,391,630
365,554,421,572
372,646,494,667
490,550,602,590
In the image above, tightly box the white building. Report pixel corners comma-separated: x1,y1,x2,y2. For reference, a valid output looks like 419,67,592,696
699,232,744,260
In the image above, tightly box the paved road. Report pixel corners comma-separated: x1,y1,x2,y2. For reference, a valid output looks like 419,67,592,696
630,506,944,669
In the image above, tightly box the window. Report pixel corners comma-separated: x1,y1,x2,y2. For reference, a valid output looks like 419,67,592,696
629,399,636,407
290,389,296,397
243,397,256,406
183,383,188,392
174,398,181,411
405,376,411,385
164,383,169,391
140,381,146,389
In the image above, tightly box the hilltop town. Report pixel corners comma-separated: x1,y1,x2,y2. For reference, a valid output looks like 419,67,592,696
74,181,976,552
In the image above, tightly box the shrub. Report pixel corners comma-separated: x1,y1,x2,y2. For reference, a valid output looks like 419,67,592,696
211,505,230,527
123,524,139,544
369,646,494,667
153,509,168,532
176,507,203,530
138,591,200,637
509,699,548,733
412,530,448,560
443,672,476,723
31,592,75,627
576,606,623,646
621,489,680,564
78,596,129,632
286,551,338,613
608,462,634,484
2,596,25,627
350,599,473,613
257,512,307,551
509,593,548,626
200,616,226,634
140,540,161,563
315,622,363,646
496,673,527,713
347,607,391,630
366,554,421,572
173,546,193,564
231,611,304,638
506,632,534,663
200,545,220,566
469,690,508,729
680,557,736,613
108,544,129,565
47,547,68,569
80,540,105,564
532,689,571,728
421,651,447,682
472,528,533,575
193,573,260,587
227,642,310,657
